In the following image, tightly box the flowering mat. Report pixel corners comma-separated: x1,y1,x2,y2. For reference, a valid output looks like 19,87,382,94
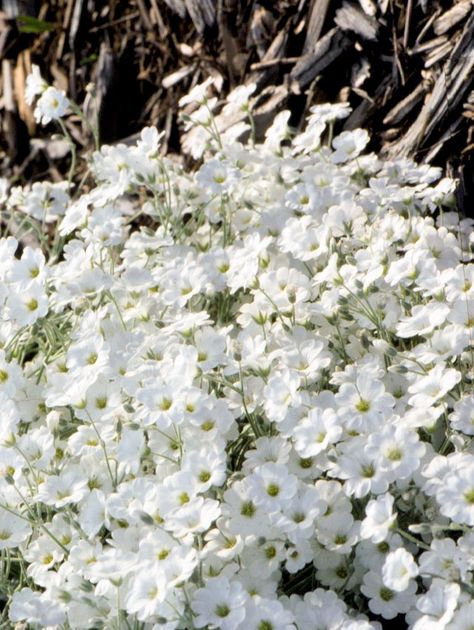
0,71,473,629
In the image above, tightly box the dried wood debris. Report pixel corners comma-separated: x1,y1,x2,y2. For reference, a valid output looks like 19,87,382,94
0,0,472,190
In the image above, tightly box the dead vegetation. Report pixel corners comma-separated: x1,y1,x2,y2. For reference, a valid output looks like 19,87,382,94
0,0,473,211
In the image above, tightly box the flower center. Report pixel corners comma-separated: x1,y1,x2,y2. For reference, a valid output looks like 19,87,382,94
215,604,230,618
266,484,280,497
379,586,394,601
241,501,256,517
464,489,474,504
356,398,370,412
387,447,402,461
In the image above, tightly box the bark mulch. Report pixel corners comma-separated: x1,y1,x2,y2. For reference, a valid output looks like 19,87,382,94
0,0,473,213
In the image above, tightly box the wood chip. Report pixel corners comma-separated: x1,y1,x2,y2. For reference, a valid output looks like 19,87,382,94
162,65,196,89
68,0,84,49
0,13,12,59
218,0,243,85
162,0,186,19
248,29,289,88
433,0,473,36
290,28,352,92
344,74,392,129
335,1,379,41
56,0,74,59
410,35,449,55
424,116,464,163
251,84,289,138
136,0,154,30
3,0,20,18
13,51,35,134
184,0,216,34
303,0,332,54
247,4,275,59
383,83,425,125
424,41,453,69
358,0,376,17
149,0,168,38
2,59,14,112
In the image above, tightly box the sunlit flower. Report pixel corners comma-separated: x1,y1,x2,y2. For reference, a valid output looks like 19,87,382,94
34,86,69,125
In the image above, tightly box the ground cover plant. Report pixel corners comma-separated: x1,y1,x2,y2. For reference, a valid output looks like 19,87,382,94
0,69,473,629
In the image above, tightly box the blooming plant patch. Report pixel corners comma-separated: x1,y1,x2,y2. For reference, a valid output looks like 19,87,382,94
0,69,473,629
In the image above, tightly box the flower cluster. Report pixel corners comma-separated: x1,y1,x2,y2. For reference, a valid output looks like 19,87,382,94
0,76,473,629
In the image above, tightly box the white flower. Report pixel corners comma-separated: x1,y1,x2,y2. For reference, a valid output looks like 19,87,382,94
293,408,342,458
263,370,302,424
395,302,451,338
264,110,291,151
365,422,426,482
419,538,469,582
222,479,271,537
6,282,48,326
34,86,69,125
411,580,460,630
125,571,169,620
25,64,47,104
317,515,360,554
36,467,88,508
328,439,389,498
276,486,326,543
0,509,32,549
331,129,369,163
336,375,395,432
361,570,417,620
179,76,216,107
244,597,295,630
181,445,227,491
7,246,47,286
308,101,351,121
247,462,298,511
165,496,221,537
408,364,461,408
10,588,65,626
196,158,241,195
222,82,256,117
78,489,107,537
449,395,474,435
382,547,418,592
436,458,474,525
241,539,286,579
360,493,396,543
447,602,474,630
0,352,25,398
18,180,69,223
192,577,248,630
